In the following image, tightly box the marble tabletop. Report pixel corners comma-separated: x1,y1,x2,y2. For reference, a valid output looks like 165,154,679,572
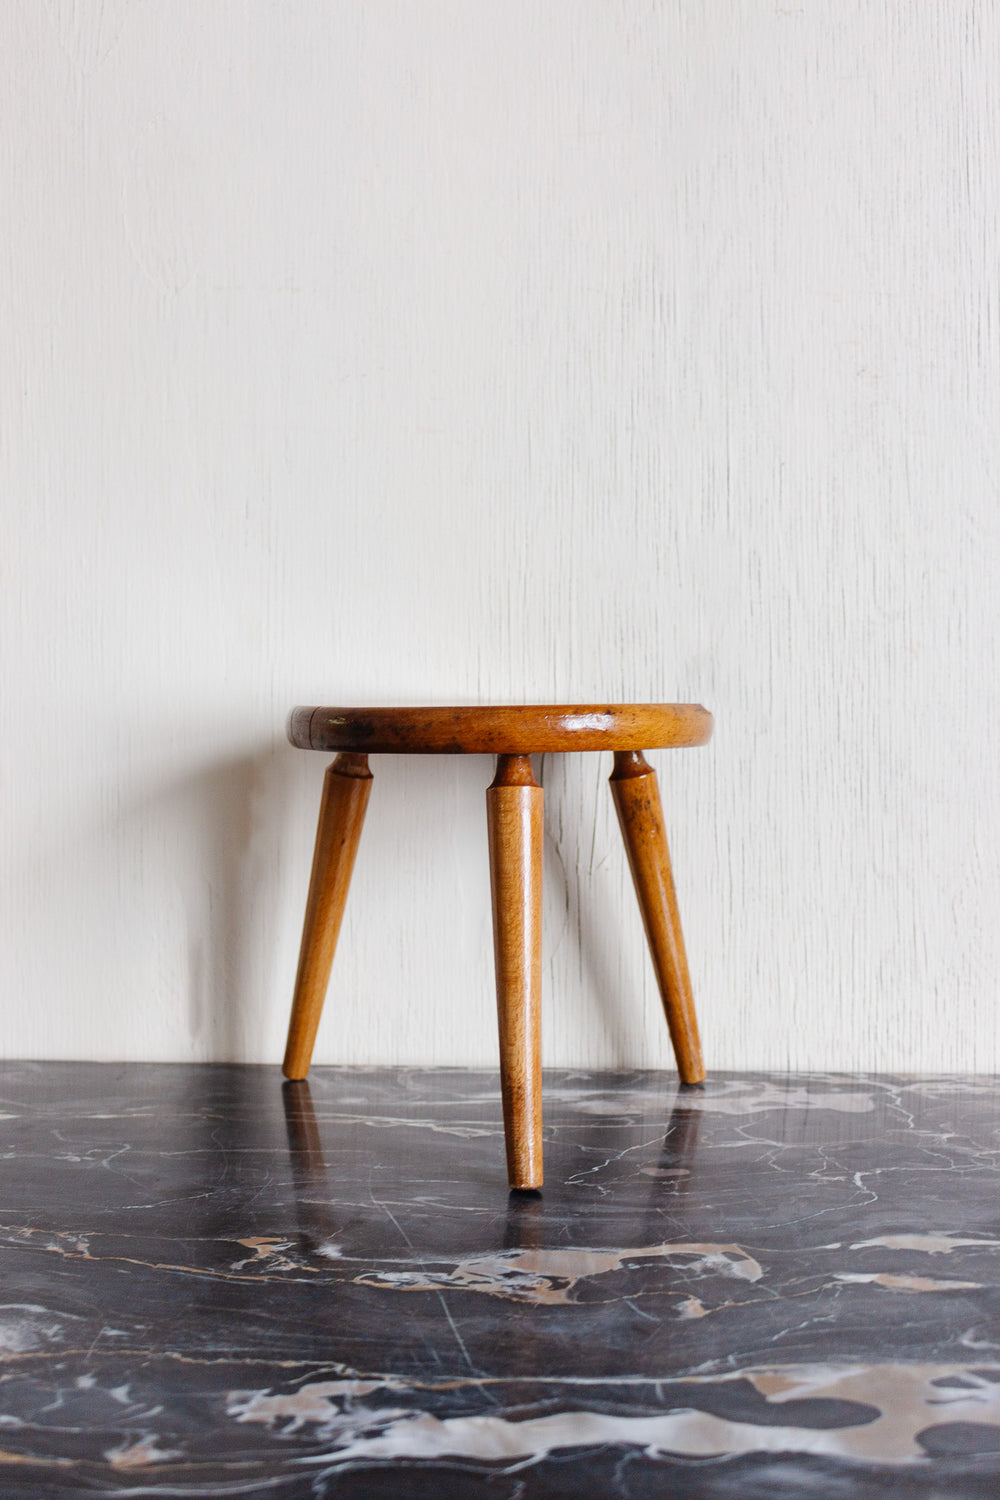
1,1063,1000,1496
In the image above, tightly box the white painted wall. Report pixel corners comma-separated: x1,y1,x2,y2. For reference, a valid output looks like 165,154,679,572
2,2,998,1072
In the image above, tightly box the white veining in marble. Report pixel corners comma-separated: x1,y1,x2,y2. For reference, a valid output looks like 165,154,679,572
231,1378,404,1434
851,1232,1000,1255
230,1363,1000,1470
833,1273,983,1294
0,1303,81,1353
355,1241,763,1305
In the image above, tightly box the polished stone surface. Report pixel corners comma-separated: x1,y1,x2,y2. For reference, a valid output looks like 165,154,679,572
2,1065,1000,1496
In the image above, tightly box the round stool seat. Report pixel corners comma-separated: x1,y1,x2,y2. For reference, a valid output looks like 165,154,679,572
288,702,713,756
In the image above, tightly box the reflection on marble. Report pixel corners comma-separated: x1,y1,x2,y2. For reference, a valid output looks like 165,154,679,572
2,1065,1000,1495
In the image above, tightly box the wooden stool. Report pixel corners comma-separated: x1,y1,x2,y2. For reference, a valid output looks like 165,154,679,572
282,704,713,1190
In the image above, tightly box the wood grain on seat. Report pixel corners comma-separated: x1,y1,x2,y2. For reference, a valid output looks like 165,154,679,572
288,703,713,755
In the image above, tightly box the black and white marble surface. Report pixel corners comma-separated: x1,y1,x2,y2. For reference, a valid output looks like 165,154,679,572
2,1063,1000,1496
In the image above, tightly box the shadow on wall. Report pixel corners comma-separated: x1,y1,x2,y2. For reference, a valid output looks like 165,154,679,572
143,744,642,1067
130,747,295,1062
124,742,307,1063
539,753,637,1070
170,743,494,1065
180,749,290,1061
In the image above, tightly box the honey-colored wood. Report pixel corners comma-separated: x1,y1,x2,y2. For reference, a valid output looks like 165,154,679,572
610,750,705,1084
282,703,713,1184
487,754,543,1190
289,702,712,756
282,752,372,1080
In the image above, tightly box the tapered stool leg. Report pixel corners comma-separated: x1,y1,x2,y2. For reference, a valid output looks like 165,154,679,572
610,750,705,1084
283,752,372,1080
487,754,543,1189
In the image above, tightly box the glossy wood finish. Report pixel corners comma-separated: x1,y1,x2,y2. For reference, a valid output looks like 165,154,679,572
282,753,372,1081
610,751,705,1085
289,703,713,756
486,755,543,1190
283,705,712,1186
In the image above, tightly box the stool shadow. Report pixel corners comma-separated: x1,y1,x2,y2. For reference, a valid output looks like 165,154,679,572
152,745,662,1068
182,751,278,1060
134,742,304,1060
539,755,635,1069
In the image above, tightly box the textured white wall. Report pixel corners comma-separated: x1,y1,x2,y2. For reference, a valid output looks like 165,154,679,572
2,2,998,1072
